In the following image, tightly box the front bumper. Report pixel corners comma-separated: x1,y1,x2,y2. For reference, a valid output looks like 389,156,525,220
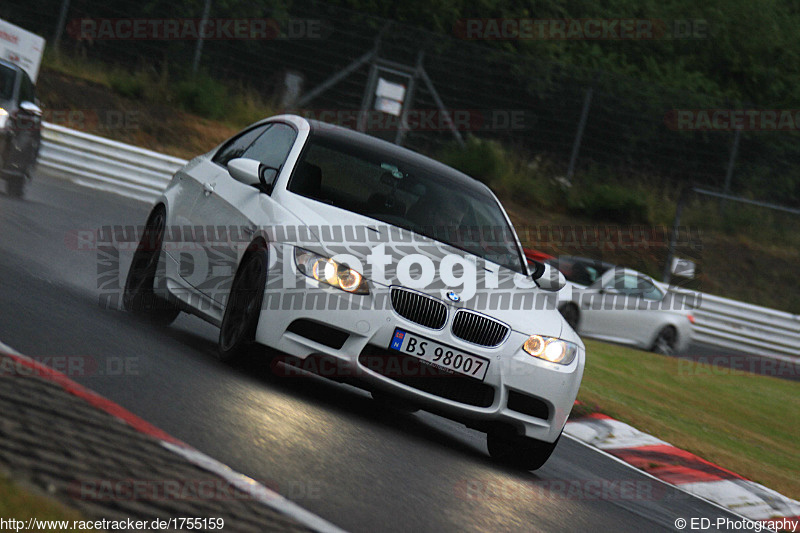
255,246,584,443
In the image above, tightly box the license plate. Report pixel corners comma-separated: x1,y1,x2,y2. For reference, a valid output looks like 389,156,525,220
388,329,490,381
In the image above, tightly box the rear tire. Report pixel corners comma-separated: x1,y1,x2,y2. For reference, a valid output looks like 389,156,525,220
123,206,180,325
487,427,561,471
218,248,268,363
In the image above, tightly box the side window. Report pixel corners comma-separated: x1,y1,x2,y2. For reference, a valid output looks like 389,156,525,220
241,123,297,170
236,123,298,189
212,124,270,167
618,274,641,296
570,261,599,286
606,274,625,291
609,273,662,299
639,278,664,301
606,273,635,294
19,72,35,103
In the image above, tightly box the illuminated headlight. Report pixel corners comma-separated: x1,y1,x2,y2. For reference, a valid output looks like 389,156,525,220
294,247,369,295
0,108,8,130
522,335,578,365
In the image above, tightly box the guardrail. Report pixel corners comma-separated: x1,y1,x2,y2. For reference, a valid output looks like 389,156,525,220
37,123,800,360
670,288,800,360
38,122,187,203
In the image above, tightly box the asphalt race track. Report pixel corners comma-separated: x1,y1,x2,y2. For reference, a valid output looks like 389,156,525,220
0,171,756,532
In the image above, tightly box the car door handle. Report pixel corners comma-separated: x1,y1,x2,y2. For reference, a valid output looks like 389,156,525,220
203,182,215,196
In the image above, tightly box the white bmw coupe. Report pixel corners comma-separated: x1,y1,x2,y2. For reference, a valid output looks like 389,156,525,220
124,114,584,470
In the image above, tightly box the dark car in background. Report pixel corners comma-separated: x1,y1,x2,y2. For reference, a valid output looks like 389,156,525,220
522,251,614,287
0,58,43,198
554,255,616,287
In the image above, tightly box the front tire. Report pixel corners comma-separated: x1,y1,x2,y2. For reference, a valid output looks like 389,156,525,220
652,326,677,355
218,248,268,362
1,138,26,198
487,427,561,471
123,206,180,325
558,303,580,330
5,175,26,198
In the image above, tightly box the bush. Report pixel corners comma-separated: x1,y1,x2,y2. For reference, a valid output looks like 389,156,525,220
570,182,651,224
437,136,509,186
109,72,146,100
226,86,276,128
496,155,567,209
174,74,229,119
437,138,566,209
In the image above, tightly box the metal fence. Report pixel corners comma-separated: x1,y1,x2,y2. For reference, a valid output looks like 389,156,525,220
36,122,800,359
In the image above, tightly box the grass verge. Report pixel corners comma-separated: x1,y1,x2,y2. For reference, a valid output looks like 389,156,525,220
575,339,800,500
0,473,84,531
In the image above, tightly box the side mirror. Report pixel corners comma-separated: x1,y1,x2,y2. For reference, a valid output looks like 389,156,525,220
19,101,43,117
530,261,566,292
228,158,279,192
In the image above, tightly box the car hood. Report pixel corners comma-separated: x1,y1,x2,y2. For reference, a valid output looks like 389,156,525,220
275,193,565,339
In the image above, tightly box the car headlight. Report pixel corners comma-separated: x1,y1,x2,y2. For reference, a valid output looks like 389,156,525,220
0,108,8,130
295,247,369,295
522,335,578,365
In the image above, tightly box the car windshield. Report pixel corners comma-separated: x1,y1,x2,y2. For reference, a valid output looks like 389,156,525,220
289,135,525,273
0,64,16,102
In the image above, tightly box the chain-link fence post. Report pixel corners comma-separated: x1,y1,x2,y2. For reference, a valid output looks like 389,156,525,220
52,0,71,53
720,128,741,212
565,81,595,185
192,0,212,76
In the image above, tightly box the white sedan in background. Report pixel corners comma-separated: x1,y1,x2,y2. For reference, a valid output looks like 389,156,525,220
553,257,695,355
